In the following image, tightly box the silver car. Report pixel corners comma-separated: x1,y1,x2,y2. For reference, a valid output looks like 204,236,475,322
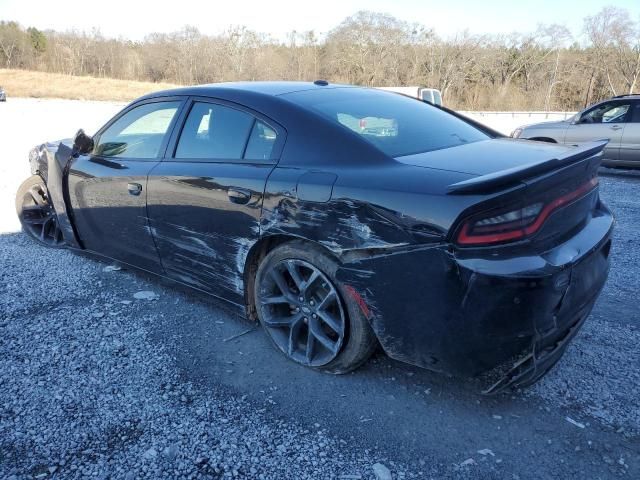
512,95,640,168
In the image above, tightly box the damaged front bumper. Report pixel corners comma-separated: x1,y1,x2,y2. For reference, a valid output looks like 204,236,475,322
336,206,614,394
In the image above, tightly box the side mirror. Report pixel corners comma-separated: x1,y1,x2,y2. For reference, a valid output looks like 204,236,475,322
73,129,94,155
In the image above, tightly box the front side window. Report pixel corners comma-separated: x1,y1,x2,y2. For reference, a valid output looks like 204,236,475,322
581,102,630,124
94,101,180,158
285,88,487,157
175,102,255,159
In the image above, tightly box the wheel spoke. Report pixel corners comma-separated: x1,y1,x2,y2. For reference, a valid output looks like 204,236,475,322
270,268,294,300
54,227,64,244
300,270,320,294
317,290,337,311
260,294,291,306
285,260,304,291
40,216,54,241
22,205,45,213
309,321,337,353
21,214,48,226
305,329,315,362
316,309,342,334
287,314,305,355
28,186,47,206
263,312,301,328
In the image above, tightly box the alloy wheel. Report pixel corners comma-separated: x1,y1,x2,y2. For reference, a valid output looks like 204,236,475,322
258,259,346,367
19,184,64,246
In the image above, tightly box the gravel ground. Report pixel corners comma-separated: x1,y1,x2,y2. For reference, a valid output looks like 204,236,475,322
529,171,640,434
0,234,412,479
1,99,639,479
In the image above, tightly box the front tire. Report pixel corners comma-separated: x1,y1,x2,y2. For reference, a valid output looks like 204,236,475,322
15,175,66,247
254,241,377,374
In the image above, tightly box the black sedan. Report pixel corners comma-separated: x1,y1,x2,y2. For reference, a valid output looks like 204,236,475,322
16,82,613,393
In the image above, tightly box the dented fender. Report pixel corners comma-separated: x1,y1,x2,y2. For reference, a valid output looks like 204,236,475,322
334,207,613,379
29,139,82,248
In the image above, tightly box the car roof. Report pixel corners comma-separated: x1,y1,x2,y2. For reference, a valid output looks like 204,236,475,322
579,95,640,112
611,94,640,99
138,81,356,101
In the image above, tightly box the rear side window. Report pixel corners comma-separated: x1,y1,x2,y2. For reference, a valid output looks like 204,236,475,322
285,88,486,157
244,121,278,161
176,102,255,159
630,103,640,123
94,101,180,158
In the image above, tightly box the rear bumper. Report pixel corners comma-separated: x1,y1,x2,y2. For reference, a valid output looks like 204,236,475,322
482,298,595,394
336,205,613,389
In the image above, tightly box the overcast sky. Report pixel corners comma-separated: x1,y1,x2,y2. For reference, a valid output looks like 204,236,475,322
1,0,639,40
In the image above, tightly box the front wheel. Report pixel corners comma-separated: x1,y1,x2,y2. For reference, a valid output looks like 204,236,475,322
254,241,377,374
15,175,65,247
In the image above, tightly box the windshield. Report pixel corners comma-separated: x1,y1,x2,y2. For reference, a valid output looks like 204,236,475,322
285,88,487,157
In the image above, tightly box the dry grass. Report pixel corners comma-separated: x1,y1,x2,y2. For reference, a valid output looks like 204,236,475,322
0,69,181,101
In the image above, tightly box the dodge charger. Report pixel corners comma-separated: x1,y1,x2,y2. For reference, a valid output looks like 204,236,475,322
16,81,613,393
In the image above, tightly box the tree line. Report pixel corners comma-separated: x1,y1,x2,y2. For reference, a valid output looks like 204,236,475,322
1,6,639,110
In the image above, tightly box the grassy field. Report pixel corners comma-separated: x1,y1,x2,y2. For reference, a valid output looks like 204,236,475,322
0,69,180,101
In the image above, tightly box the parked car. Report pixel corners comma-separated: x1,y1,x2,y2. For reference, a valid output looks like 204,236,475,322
16,82,612,393
0,86,6,102
512,94,640,168
376,86,442,106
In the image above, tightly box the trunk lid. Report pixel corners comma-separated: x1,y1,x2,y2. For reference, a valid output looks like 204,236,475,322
396,138,606,194
396,138,578,175
401,138,608,248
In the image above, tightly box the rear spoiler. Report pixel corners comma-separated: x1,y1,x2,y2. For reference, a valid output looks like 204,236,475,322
447,140,608,195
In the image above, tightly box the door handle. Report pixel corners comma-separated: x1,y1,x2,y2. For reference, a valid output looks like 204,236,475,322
228,187,251,204
127,183,142,196
610,125,622,131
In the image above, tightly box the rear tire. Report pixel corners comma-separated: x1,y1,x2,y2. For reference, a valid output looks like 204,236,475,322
254,240,377,374
15,175,66,248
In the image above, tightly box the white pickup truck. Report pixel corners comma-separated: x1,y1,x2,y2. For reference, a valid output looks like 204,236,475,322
376,86,442,106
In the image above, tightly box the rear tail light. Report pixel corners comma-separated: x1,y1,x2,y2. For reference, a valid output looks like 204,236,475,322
457,177,598,246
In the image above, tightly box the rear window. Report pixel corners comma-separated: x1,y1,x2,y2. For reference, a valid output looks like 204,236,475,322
175,102,254,159
285,88,487,157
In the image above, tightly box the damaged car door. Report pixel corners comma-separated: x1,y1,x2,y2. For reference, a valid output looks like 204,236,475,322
146,98,284,303
67,98,184,272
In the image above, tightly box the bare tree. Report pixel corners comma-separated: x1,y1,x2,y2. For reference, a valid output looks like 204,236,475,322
585,7,640,95
537,24,573,110
0,21,29,68
2,7,639,110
